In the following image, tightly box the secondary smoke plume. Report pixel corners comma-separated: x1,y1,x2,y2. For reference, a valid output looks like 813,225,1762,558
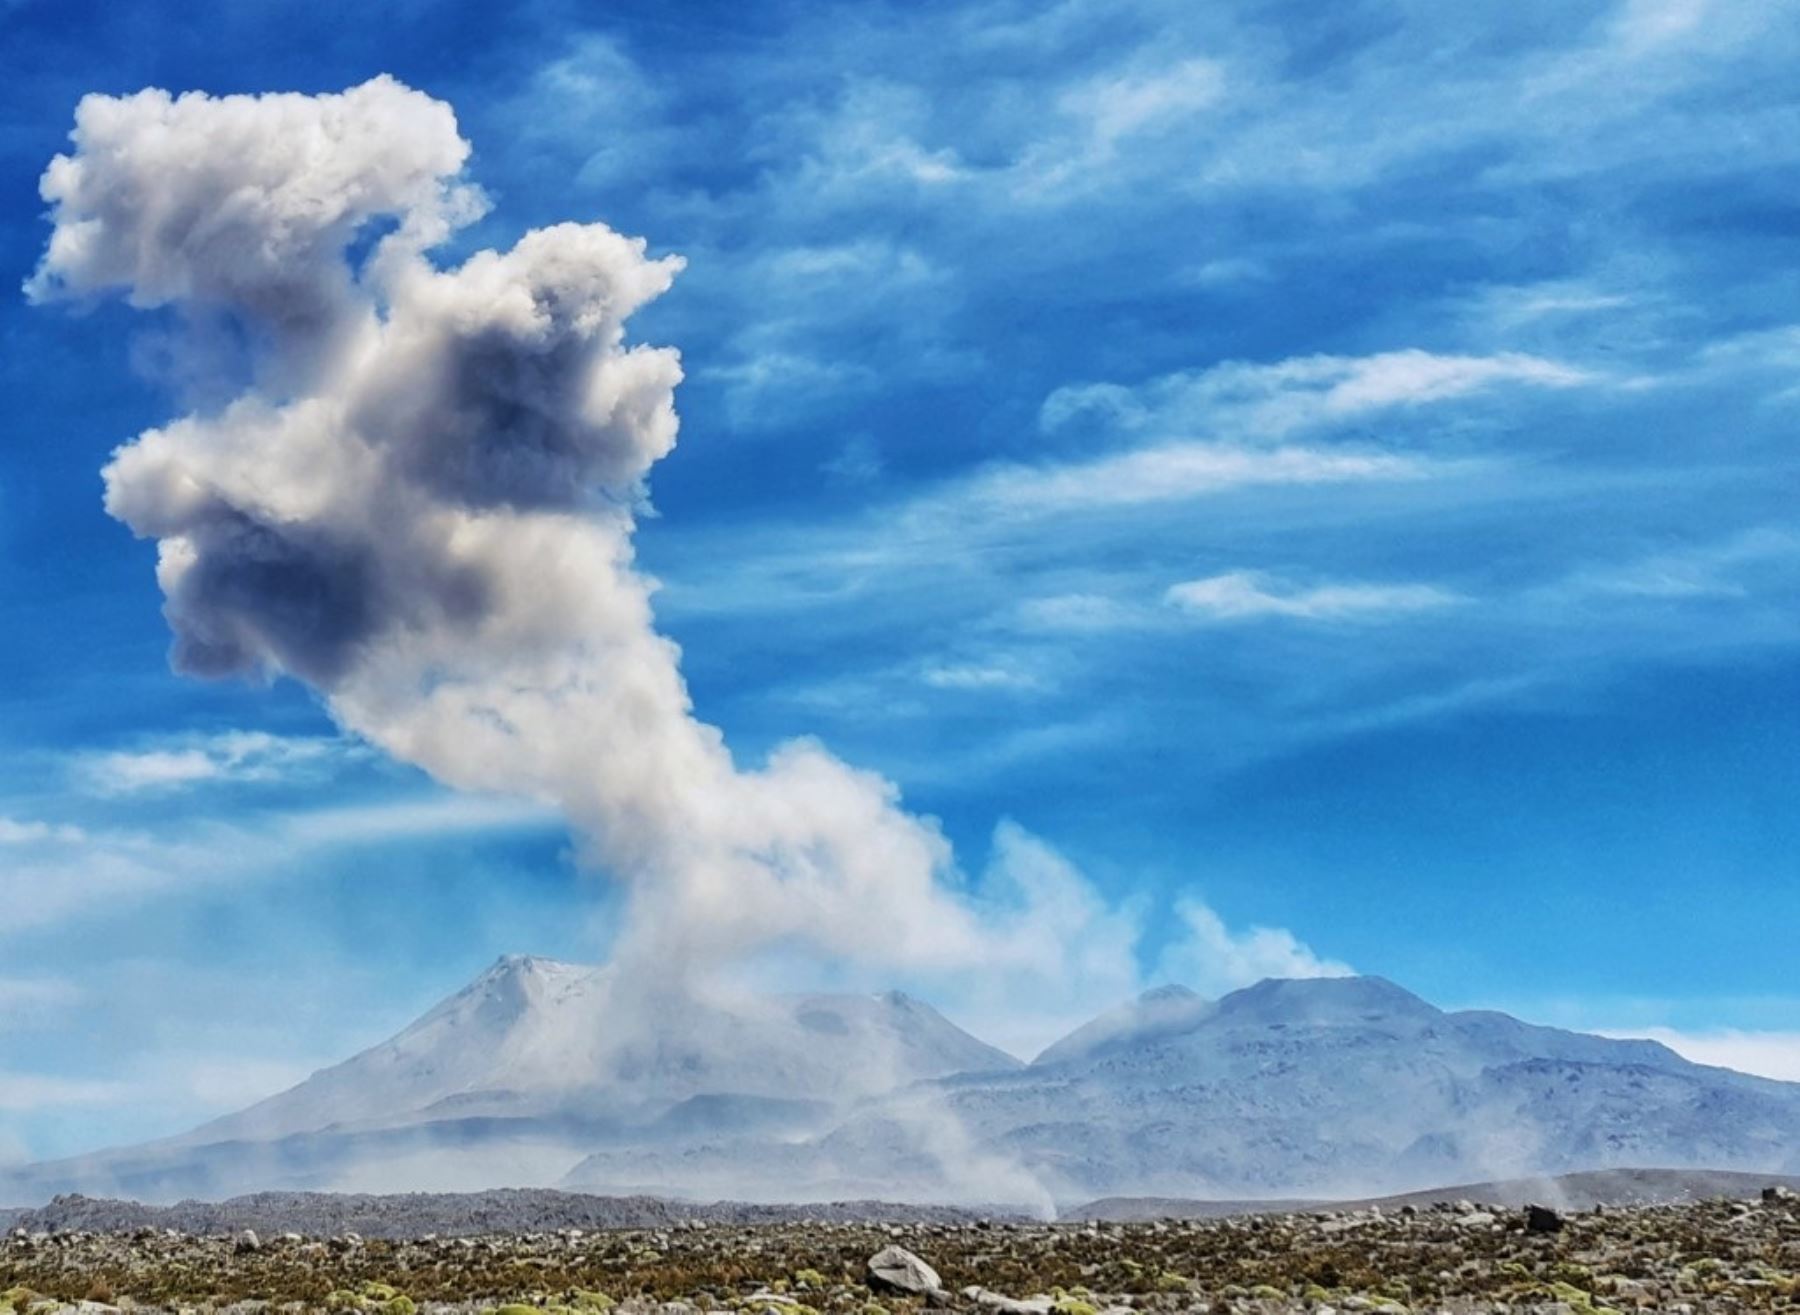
30,79,1340,1040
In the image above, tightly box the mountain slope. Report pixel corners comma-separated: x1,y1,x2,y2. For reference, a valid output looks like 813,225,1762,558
911,975,1800,1199
0,957,1018,1204
5,969,1797,1208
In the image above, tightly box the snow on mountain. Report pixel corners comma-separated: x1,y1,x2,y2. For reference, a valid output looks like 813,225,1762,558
1031,983,1213,1066
189,956,600,1144
5,968,1797,1208
913,975,1800,1200
194,956,1021,1146
0,956,1019,1203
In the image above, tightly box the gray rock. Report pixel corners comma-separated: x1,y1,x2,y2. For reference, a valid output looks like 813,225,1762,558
1525,1203,1563,1233
867,1244,941,1295
965,1288,1052,1315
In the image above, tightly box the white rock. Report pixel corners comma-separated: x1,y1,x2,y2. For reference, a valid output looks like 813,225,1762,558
867,1245,942,1295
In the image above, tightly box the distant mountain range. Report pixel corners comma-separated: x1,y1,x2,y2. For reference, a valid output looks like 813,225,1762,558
5,958,1797,1208
10,1168,1800,1236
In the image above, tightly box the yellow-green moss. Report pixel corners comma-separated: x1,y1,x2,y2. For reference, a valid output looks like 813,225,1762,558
1533,1281,1619,1314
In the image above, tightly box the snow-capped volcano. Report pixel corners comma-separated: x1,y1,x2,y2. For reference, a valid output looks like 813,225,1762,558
194,955,1019,1146
0,956,1022,1203
5,967,1798,1208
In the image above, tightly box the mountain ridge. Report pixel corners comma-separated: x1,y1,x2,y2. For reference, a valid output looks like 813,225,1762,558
5,965,1797,1208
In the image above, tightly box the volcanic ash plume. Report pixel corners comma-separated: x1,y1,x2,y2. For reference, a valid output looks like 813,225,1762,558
27,77,1156,1010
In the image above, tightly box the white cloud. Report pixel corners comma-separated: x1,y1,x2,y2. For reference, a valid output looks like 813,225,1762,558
0,816,86,844
1069,57,1225,145
0,791,558,938
1607,0,1713,58
0,1072,129,1113
1154,898,1352,998
1166,571,1462,622
1041,349,1591,443
969,442,1433,514
1013,592,1146,633
709,350,879,426
79,730,356,795
793,80,968,190
0,1050,326,1124
1548,527,1800,602
920,661,1046,692
1473,280,1635,328
822,434,885,484
1604,1027,1800,1083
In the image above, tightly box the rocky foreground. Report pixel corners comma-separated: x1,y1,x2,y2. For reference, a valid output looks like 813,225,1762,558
5,1189,1800,1315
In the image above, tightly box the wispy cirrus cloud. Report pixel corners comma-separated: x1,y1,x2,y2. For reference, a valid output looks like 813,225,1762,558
0,817,86,844
0,791,558,938
1165,571,1462,623
1040,350,1593,444
919,659,1048,693
78,730,360,795
1543,527,1800,603
965,442,1437,515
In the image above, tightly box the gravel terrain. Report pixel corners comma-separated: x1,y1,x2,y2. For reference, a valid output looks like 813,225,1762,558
5,1187,1800,1313
0,1194,1003,1241
1069,1169,1800,1223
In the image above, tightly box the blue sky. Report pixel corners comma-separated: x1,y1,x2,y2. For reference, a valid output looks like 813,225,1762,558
3,0,1799,1163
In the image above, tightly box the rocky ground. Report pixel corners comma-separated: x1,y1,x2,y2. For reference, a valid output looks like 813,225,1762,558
0,1197,1003,1243
6,1188,1800,1314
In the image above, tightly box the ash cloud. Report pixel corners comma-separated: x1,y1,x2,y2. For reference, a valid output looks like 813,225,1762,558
31,77,1341,1048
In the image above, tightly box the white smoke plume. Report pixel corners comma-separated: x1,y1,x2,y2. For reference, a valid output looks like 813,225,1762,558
30,78,1340,1040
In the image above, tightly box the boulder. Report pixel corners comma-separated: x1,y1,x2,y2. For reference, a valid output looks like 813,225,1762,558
965,1289,1052,1315
867,1245,941,1296
1525,1204,1564,1234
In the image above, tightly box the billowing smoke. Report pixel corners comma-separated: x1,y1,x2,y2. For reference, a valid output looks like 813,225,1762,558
26,78,1073,996
30,79,1340,1050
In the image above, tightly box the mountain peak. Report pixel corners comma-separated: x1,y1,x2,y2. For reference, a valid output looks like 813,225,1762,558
1213,973,1437,1023
13,963,1800,1206
1033,982,1214,1067
483,953,583,977
1139,983,1202,1004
